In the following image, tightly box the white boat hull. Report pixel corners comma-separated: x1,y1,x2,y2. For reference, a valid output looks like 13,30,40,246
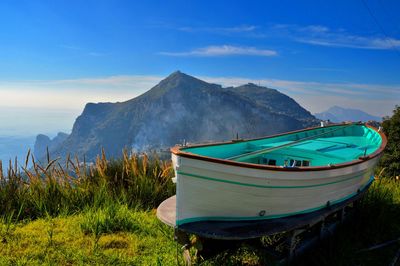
173,154,379,226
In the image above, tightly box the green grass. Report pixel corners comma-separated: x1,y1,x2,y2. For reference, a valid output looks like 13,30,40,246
0,149,399,265
295,178,400,266
0,210,182,265
0,178,396,265
0,149,175,221
80,204,140,236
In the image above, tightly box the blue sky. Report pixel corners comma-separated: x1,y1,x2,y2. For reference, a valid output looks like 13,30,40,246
0,0,399,135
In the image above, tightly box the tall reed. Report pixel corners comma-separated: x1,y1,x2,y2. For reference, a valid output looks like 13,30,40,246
0,149,175,221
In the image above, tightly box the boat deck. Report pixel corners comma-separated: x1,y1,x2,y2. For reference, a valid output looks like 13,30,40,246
252,137,373,159
157,180,371,240
236,137,375,166
181,124,382,167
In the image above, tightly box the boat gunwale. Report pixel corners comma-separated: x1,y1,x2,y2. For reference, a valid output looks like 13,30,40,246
170,122,387,172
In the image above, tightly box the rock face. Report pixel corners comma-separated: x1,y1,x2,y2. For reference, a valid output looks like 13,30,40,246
315,106,381,123
230,83,314,123
34,132,69,159
35,71,319,161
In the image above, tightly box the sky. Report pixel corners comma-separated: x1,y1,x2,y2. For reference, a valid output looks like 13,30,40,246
0,0,399,136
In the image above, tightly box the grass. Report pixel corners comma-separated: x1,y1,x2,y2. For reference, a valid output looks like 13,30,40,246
295,177,400,266
80,203,141,252
194,178,400,265
80,204,140,237
0,178,398,265
0,149,175,221
0,149,399,265
0,210,181,265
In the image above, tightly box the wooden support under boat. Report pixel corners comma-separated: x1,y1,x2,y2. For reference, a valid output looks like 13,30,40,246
157,180,371,264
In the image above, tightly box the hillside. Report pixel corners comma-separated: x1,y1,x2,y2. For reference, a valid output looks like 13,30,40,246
230,83,314,122
34,132,69,159
0,150,399,265
36,71,318,161
315,106,381,123
2,106,400,265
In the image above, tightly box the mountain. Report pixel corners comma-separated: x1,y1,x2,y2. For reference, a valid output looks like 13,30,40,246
34,132,69,160
315,106,381,123
230,83,314,123
35,71,318,161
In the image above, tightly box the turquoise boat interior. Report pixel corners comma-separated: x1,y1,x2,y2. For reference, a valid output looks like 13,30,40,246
182,124,383,167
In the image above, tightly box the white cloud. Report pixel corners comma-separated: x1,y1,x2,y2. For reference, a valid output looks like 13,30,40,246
60,45,109,57
0,74,398,119
301,67,345,72
274,24,400,50
45,75,161,87
199,76,400,116
87,52,107,57
169,23,400,50
60,44,81,50
159,45,278,57
300,25,330,33
297,36,400,50
178,25,257,33
0,75,162,110
202,75,400,98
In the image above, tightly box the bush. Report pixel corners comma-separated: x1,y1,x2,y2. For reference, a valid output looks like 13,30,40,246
379,105,400,178
0,149,175,221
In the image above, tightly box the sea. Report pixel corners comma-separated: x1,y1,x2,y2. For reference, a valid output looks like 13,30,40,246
0,106,78,174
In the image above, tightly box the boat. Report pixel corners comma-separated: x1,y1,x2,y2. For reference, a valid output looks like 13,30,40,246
168,122,387,227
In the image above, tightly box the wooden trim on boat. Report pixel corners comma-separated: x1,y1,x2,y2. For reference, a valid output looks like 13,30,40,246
170,123,387,172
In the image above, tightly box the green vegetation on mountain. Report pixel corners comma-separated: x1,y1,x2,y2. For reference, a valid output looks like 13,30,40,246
379,105,400,178
231,83,314,122
36,71,318,162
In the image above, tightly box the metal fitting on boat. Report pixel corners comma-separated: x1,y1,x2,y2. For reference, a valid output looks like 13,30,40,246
259,210,266,216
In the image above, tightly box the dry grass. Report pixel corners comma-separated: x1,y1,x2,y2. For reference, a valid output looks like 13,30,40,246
0,149,175,221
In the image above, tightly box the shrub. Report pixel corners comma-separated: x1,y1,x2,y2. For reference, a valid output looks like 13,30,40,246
0,149,175,221
379,105,400,178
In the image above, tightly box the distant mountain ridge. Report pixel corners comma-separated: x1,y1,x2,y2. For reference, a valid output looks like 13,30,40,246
315,106,381,123
35,71,318,161
34,133,69,160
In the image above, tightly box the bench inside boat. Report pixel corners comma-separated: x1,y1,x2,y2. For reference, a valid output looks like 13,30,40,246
182,124,382,167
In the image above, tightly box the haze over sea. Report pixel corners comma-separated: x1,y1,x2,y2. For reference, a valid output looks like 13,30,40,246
0,107,76,168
